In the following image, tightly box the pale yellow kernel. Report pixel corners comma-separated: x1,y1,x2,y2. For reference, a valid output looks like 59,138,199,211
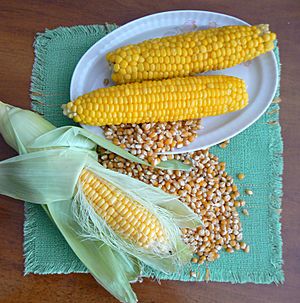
122,223,131,232
131,217,139,227
124,211,132,220
106,207,115,216
149,230,156,239
127,226,135,236
140,235,148,244
140,224,146,232
98,201,108,212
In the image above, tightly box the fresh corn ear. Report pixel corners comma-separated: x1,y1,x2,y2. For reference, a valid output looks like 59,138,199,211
63,75,248,126
79,169,166,249
106,24,276,84
75,167,196,272
0,101,202,302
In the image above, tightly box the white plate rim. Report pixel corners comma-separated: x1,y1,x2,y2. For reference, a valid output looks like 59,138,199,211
70,10,278,154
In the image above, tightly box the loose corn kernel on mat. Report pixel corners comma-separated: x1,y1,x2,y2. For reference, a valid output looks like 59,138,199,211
26,24,284,283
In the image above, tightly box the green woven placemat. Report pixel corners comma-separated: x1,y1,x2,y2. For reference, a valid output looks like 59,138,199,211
25,24,284,283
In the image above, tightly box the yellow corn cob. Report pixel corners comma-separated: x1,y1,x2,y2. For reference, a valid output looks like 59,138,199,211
63,75,248,126
106,24,276,84
79,169,166,248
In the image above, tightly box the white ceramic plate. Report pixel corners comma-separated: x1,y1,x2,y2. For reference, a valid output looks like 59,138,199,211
70,10,278,154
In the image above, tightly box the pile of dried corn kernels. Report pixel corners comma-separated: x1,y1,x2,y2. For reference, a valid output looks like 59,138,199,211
98,146,250,264
102,119,202,165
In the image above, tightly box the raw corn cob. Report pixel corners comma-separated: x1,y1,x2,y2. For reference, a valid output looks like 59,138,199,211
106,24,276,84
63,75,248,126
79,169,166,248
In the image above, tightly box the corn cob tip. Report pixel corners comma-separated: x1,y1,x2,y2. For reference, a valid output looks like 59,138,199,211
257,24,270,35
62,102,78,120
257,24,276,51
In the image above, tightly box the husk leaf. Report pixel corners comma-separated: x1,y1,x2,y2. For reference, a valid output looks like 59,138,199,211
0,101,200,302
0,101,55,154
0,149,89,204
48,200,139,303
29,125,192,171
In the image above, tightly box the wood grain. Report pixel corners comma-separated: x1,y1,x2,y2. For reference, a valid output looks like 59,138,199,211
0,0,300,302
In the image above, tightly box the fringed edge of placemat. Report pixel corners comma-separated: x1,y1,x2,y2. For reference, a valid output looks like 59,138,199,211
30,24,117,115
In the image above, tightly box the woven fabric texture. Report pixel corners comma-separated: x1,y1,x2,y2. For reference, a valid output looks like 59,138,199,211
25,24,283,283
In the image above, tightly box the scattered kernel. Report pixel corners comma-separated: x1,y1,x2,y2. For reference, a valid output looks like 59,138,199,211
219,142,227,149
226,247,234,253
272,97,282,104
242,209,249,216
245,189,253,195
190,271,197,278
244,245,250,253
240,200,246,207
240,242,247,250
237,173,245,180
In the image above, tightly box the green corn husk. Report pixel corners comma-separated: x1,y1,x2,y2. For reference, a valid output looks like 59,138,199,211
48,199,140,303
0,101,202,303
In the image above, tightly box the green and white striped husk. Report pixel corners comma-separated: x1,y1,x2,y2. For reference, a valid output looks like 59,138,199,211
0,101,201,303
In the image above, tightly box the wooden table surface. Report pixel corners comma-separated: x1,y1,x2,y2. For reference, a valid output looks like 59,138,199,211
0,0,299,302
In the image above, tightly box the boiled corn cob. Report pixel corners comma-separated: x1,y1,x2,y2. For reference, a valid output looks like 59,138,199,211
79,169,166,248
63,75,248,126
106,24,276,84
